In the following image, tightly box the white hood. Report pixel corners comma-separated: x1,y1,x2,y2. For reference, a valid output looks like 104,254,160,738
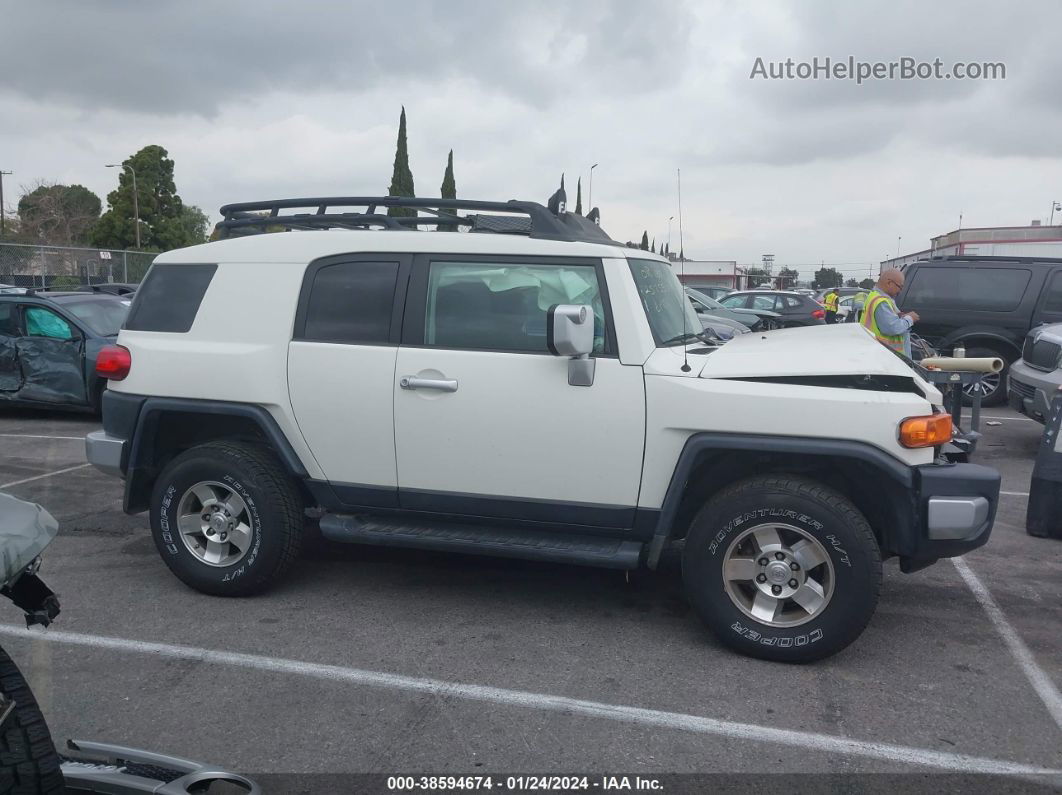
698,323,921,380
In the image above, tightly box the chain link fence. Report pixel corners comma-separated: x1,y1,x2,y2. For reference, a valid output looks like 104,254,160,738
0,243,156,290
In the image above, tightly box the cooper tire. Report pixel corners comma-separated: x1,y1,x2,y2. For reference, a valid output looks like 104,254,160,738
150,440,303,596
0,643,64,795
682,475,881,663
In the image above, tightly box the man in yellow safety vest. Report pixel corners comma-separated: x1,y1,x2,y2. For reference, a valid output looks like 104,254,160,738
823,289,839,324
862,269,920,356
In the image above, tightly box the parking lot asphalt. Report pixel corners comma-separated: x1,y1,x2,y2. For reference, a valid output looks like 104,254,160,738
0,405,1059,786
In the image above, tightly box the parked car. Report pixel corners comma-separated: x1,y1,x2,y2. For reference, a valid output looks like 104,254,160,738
0,283,27,295
696,312,749,341
719,290,826,327
686,284,733,300
686,287,781,331
77,282,138,296
0,291,131,412
86,193,999,663
1008,322,1062,423
896,255,1062,406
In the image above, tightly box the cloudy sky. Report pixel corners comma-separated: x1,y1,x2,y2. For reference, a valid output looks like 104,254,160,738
2,0,1060,276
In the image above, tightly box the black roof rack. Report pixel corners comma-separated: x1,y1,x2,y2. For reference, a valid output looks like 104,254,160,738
214,196,614,245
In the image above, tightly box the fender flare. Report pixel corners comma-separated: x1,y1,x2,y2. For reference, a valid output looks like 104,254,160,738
936,327,1021,358
645,432,914,568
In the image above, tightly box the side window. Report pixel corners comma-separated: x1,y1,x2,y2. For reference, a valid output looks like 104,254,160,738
784,296,802,309
424,261,606,353
1042,271,1062,313
0,303,16,336
905,267,1031,311
719,295,745,308
301,261,399,344
126,263,216,333
751,296,775,311
24,307,74,340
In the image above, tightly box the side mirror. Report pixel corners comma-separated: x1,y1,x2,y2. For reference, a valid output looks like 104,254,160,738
547,304,596,387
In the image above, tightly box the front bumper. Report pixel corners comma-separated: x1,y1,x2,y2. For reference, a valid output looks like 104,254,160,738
901,462,1000,571
1007,359,1062,423
85,430,125,477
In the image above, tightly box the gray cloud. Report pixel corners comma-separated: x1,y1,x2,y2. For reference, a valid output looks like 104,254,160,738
0,0,694,116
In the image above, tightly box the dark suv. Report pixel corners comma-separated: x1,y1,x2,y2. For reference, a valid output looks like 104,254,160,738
896,256,1062,405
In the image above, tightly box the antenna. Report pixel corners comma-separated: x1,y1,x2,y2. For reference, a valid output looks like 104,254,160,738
678,168,691,372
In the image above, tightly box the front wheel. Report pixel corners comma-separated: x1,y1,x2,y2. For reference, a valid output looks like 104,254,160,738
150,441,304,596
682,475,881,662
0,643,65,794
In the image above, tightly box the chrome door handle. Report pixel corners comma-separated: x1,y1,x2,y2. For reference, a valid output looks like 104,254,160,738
400,376,458,392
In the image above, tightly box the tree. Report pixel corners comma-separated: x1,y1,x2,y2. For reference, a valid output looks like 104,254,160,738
17,182,101,246
859,277,875,289
744,267,769,288
91,145,197,251
386,106,416,218
439,149,457,232
813,267,842,289
575,178,583,215
640,231,649,251
845,278,859,287
177,205,210,246
778,266,799,288
651,237,656,253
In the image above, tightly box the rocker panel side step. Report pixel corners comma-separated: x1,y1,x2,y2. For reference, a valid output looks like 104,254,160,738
318,514,643,570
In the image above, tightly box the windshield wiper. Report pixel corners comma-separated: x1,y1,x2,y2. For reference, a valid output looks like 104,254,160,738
662,330,714,346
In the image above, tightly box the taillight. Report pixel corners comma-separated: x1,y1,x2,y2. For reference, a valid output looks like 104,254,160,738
812,309,825,319
899,414,953,448
96,345,131,381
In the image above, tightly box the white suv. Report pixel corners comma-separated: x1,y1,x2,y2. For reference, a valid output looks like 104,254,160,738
85,195,1000,662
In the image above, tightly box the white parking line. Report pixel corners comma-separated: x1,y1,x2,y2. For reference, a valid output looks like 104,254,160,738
1001,491,1031,497
982,416,1038,422
0,433,87,441
0,625,1057,776
0,463,90,489
952,557,1062,733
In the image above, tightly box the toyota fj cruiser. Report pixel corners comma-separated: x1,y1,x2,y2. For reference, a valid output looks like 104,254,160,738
85,195,1000,662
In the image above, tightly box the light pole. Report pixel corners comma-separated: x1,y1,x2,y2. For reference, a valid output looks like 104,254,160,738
0,170,11,238
106,163,140,249
587,163,598,212
667,216,674,256
896,236,902,259
1051,201,1061,226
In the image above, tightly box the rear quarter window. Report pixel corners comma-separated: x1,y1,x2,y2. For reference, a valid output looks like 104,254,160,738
905,267,1032,312
125,263,217,332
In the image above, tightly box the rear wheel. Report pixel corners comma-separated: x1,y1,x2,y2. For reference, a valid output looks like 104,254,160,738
960,346,1011,407
150,440,304,596
682,475,881,662
0,643,64,794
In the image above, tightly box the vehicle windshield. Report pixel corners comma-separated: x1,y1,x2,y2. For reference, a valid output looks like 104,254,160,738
59,298,130,336
629,258,704,346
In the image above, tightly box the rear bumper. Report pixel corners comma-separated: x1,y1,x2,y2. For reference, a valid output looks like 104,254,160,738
902,462,999,570
85,430,125,478
1007,359,1061,423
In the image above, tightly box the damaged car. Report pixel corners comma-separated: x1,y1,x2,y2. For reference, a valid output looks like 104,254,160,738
0,291,130,413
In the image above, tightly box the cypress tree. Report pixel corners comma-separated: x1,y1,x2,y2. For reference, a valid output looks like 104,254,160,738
387,106,416,218
640,231,649,251
439,149,457,232
651,237,656,253
575,178,583,215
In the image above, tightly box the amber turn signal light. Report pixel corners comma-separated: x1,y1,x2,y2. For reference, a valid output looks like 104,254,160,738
899,414,952,448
